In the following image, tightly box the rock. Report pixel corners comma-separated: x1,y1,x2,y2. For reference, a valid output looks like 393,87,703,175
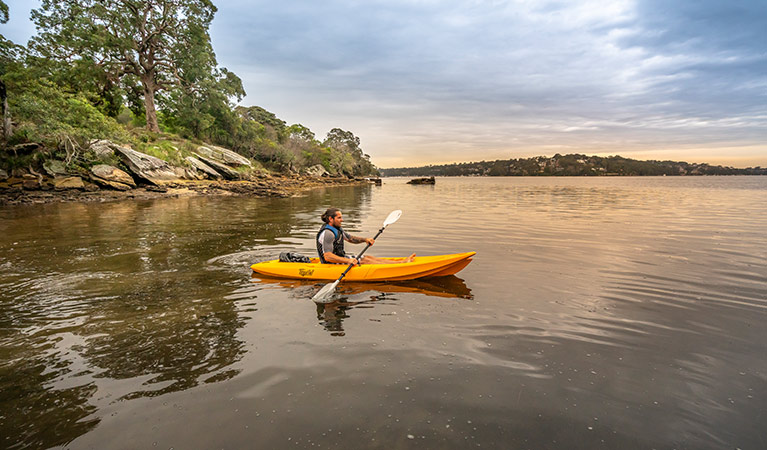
43,160,68,176
0,168,7,180
193,153,240,180
196,145,252,167
90,140,115,157
90,164,136,190
304,164,329,178
173,166,198,180
112,145,179,185
54,176,85,190
186,156,222,179
407,176,436,185
22,179,41,190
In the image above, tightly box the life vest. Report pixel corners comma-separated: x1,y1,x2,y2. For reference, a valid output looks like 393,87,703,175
316,224,345,263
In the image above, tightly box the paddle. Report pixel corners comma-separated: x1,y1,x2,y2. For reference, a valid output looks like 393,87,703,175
312,210,403,303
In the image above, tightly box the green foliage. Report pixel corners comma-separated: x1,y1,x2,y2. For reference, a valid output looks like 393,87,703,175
0,1,378,178
30,0,224,132
0,1,8,24
7,73,123,149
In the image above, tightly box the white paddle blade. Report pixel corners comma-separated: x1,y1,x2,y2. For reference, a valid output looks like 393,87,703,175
383,210,402,227
312,280,340,303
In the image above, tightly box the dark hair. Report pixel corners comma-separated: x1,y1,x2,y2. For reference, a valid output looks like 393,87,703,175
322,208,341,224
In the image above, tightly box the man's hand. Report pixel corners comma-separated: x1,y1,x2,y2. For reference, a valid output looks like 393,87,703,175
349,257,359,266
365,238,375,245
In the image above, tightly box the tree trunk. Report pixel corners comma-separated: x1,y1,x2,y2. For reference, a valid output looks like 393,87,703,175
141,76,160,133
1,80,10,141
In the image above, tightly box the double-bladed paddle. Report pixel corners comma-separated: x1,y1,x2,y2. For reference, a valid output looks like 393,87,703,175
312,210,403,304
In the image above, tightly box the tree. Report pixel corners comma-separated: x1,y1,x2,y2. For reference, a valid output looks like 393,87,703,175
1,0,14,141
30,0,221,132
323,128,362,156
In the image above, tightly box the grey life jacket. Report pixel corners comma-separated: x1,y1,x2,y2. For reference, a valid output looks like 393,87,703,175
316,224,345,263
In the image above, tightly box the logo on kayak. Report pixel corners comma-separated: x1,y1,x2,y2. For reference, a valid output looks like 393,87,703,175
299,269,314,277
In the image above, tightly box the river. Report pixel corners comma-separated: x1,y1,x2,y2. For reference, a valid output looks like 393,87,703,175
1,177,766,449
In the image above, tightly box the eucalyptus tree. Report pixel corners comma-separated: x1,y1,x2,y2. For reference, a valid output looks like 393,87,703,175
30,0,226,133
1,0,13,140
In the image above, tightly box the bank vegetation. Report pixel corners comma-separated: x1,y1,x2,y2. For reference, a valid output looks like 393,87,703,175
0,0,379,201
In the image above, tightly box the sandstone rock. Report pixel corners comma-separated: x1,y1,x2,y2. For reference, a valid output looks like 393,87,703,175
22,179,41,190
304,164,329,178
196,145,252,167
90,140,116,157
186,156,222,179
91,164,136,190
43,160,67,176
112,145,179,185
173,166,198,180
193,153,240,180
54,176,85,189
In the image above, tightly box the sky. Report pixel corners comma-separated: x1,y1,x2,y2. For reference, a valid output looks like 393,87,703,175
2,0,766,168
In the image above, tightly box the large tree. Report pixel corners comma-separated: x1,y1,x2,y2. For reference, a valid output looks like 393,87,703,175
1,0,13,141
30,0,221,132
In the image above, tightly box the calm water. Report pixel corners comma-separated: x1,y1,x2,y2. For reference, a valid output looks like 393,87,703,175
1,177,766,449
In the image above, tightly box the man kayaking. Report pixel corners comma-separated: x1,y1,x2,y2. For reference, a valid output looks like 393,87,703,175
317,208,415,265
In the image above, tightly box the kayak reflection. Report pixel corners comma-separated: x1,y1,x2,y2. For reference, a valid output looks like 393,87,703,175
250,273,473,300
251,274,473,336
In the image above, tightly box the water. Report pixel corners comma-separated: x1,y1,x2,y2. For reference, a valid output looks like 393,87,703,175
1,177,766,449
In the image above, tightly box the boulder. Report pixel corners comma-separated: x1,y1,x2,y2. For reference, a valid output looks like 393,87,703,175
0,168,7,180
22,178,41,190
112,145,179,185
43,160,67,177
185,156,222,179
90,140,116,157
54,176,85,190
304,164,329,178
196,145,252,167
193,153,240,180
173,166,198,180
91,164,136,190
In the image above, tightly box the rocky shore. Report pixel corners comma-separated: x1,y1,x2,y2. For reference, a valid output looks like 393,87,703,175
0,140,377,206
0,176,372,206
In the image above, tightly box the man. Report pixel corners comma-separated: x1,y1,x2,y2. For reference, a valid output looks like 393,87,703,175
317,208,415,265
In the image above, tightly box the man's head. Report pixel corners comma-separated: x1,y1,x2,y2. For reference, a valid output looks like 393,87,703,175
321,208,343,227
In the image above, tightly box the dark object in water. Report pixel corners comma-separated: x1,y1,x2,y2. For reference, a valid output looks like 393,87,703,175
407,176,435,185
279,251,312,263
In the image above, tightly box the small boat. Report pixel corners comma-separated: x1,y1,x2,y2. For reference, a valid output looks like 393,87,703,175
250,252,475,281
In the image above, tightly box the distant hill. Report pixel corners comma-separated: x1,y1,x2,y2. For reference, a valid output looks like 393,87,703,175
381,154,767,177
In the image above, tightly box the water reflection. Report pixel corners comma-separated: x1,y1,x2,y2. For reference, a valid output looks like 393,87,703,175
251,274,473,300
251,274,473,336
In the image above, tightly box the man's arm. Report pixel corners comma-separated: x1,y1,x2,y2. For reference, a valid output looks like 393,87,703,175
323,252,359,265
345,233,374,245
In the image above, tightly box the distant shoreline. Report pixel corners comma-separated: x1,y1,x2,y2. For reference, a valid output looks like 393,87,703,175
381,154,767,177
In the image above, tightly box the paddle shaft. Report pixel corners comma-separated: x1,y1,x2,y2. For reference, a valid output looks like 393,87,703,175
335,225,386,281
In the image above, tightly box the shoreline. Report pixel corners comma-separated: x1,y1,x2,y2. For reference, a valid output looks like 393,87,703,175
0,176,372,206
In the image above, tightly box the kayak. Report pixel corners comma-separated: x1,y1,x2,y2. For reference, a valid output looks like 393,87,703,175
250,252,475,281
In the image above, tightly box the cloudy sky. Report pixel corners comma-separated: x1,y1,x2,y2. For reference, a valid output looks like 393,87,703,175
3,0,766,168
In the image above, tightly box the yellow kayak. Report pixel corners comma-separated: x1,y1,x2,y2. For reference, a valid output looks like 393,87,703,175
251,252,475,281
